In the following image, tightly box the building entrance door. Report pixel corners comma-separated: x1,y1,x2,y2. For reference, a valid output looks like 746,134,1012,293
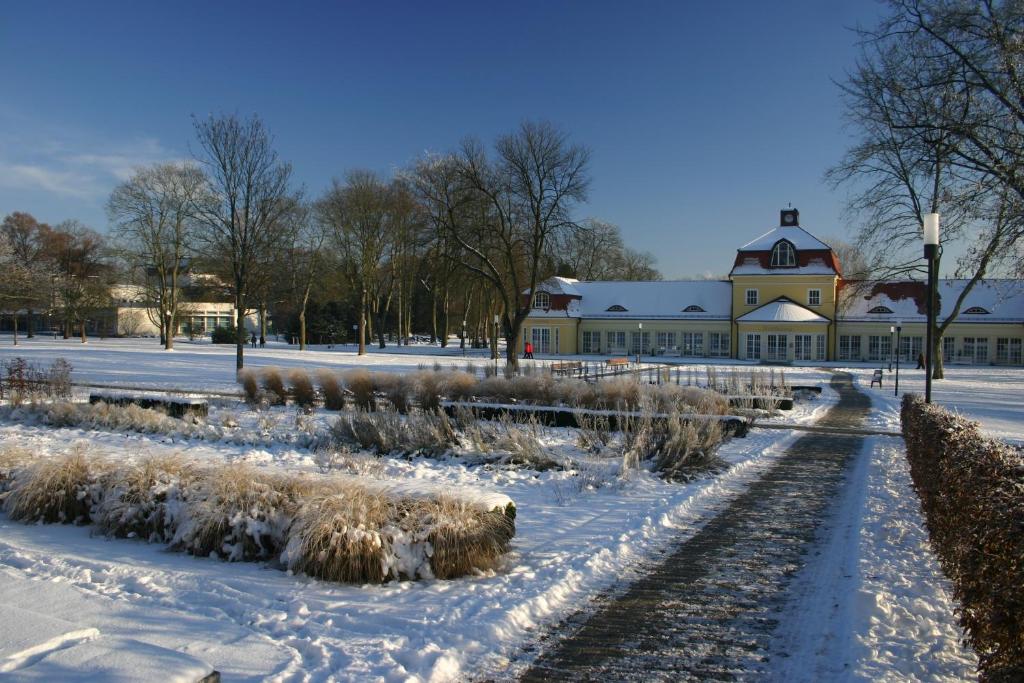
793,334,812,361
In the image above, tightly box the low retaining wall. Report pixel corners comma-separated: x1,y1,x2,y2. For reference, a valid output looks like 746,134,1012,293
89,392,208,419
901,394,1024,681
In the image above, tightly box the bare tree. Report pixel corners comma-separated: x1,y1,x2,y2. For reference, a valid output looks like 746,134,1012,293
556,219,662,281
286,201,328,350
1,212,53,337
412,121,590,368
317,171,391,355
108,162,204,350
191,113,297,370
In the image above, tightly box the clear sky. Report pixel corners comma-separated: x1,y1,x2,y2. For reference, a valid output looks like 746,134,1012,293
0,0,886,278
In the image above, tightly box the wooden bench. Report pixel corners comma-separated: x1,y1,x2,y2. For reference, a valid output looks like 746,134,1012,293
606,358,630,369
550,361,583,377
870,368,884,387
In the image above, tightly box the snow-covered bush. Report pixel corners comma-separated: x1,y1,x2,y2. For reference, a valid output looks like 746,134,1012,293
317,369,345,411
444,371,477,401
3,448,106,524
412,371,443,412
289,369,316,410
379,373,413,414
0,446,32,492
93,455,195,541
327,409,457,456
650,412,725,481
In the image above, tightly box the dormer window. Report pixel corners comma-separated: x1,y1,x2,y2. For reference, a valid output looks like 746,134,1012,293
868,305,893,314
964,306,990,314
532,291,550,309
606,304,628,312
770,240,796,267
683,305,705,312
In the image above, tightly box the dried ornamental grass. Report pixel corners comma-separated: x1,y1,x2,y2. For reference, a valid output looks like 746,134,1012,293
94,455,196,541
380,374,413,414
0,446,32,492
3,449,106,524
289,369,317,409
423,496,515,579
261,367,288,406
317,369,345,411
238,368,260,404
345,369,376,411
412,371,443,412
444,371,477,402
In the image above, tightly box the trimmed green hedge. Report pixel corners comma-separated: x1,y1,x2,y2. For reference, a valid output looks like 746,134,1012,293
901,394,1024,681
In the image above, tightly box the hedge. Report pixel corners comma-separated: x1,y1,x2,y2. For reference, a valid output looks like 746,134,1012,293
901,394,1024,681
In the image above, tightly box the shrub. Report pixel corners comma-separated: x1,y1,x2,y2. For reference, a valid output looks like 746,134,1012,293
651,413,725,481
210,325,236,344
3,449,103,524
94,455,195,541
346,369,376,411
412,371,443,412
421,496,515,579
289,369,317,410
901,394,1024,681
317,370,345,411
476,376,513,404
0,446,31,492
238,369,260,405
48,359,73,400
328,409,457,456
380,373,413,414
444,371,477,401
261,367,288,406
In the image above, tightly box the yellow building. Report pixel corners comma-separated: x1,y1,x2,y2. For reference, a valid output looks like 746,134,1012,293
523,208,1024,365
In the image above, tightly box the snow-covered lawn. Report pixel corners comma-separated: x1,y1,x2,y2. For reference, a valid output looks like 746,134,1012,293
0,337,1017,680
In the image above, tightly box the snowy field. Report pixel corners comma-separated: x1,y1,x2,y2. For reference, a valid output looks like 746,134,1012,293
0,336,1019,680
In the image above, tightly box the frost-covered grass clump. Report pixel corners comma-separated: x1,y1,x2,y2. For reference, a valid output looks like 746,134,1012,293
0,447,516,583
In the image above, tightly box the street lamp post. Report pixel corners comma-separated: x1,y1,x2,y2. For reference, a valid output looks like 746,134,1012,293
636,322,643,365
462,320,467,358
493,314,500,374
889,325,895,372
894,319,902,397
923,213,940,403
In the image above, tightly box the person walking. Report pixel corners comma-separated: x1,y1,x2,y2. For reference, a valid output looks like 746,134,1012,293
524,341,534,359
916,351,925,369
250,332,257,348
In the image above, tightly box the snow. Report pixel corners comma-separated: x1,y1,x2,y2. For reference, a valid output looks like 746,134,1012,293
0,338,1018,680
735,297,831,323
738,225,833,252
841,279,1024,323
540,279,732,320
729,256,839,276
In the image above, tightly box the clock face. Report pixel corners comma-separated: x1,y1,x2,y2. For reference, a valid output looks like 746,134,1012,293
784,213,795,223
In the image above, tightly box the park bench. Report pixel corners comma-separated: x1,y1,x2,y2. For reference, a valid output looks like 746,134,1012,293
550,361,583,377
870,368,884,387
606,358,630,369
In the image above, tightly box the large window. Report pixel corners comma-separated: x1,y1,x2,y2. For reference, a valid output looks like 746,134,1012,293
745,289,759,306
794,334,812,361
770,241,796,267
1012,339,1023,364
816,334,826,360
867,335,892,362
709,332,730,357
630,331,650,355
745,333,761,360
656,331,676,352
807,289,821,307
581,330,599,354
682,332,703,356
899,336,923,362
532,291,550,309
530,327,550,354
976,337,989,364
607,331,626,352
838,335,861,361
943,337,955,363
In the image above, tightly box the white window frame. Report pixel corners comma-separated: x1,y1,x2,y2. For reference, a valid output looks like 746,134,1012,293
816,334,826,360
745,289,758,306
745,333,761,360
532,291,550,309
770,241,796,267
807,289,821,307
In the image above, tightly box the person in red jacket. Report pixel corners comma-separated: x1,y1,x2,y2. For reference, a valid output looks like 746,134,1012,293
524,341,534,359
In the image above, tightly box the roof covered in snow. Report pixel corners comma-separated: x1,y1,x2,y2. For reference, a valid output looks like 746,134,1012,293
534,276,582,297
736,298,831,324
529,279,732,320
730,256,839,276
739,226,832,252
840,279,1024,323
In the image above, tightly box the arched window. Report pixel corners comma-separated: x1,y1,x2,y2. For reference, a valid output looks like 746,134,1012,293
605,304,628,312
683,305,705,312
868,305,893,314
964,306,990,314
532,291,550,309
770,240,796,267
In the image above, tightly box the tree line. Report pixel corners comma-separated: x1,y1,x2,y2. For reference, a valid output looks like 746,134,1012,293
2,117,659,369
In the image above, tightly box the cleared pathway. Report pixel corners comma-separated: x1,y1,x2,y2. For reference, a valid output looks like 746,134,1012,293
519,371,871,682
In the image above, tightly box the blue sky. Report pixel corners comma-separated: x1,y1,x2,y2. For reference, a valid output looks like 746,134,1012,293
0,0,885,278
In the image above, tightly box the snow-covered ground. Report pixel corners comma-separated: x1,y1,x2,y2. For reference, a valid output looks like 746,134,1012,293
0,337,1019,680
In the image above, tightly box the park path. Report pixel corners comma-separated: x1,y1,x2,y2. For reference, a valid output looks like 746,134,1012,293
519,371,871,682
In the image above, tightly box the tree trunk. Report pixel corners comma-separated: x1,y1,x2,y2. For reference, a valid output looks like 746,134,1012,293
165,312,175,350
26,310,33,338
64,318,70,339
12,313,18,346
358,287,367,355
430,290,438,344
235,297,245,371
440,289,450,347
259,303,267,346
932,334,945,380
80,319,87,343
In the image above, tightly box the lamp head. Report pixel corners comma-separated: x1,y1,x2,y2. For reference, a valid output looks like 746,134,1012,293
923,213,940,246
